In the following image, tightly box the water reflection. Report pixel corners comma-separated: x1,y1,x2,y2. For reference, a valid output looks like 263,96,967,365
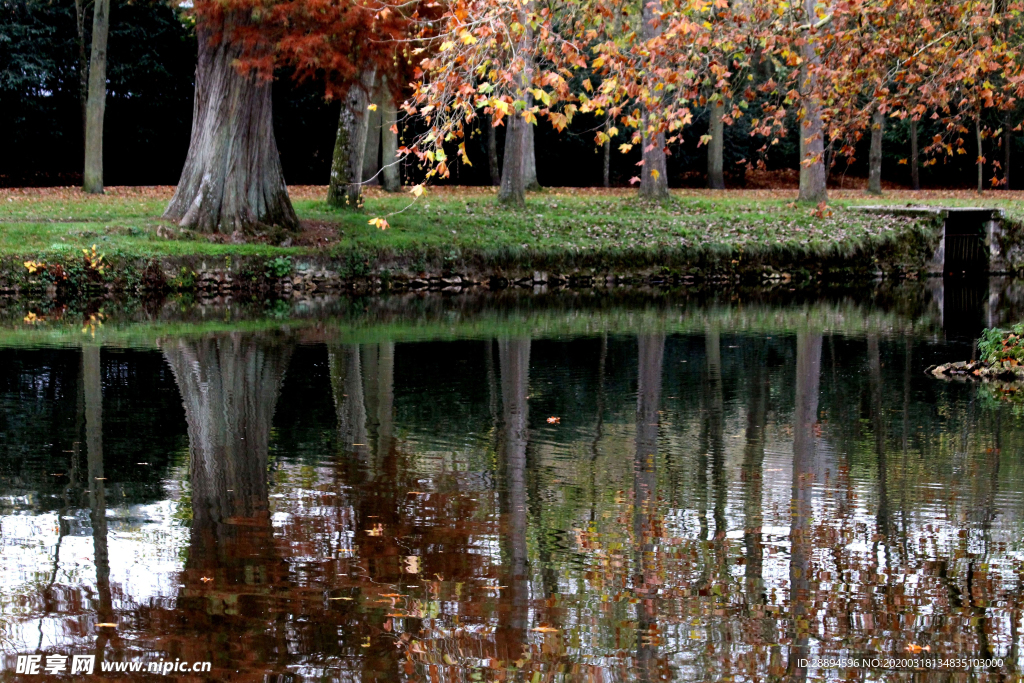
1,324,1023,681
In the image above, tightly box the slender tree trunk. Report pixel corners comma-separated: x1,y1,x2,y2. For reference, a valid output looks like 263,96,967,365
74,0,89,145
327,69,377,208
381,89,401,192
603,114,612,188
486,113,501,186
83,346,114,659
639,0,669,200
796,0,828,204
1003,121,1011,190
524,119,539,191
742,340,769,608
164,18,297,232
708,100,726,190
496,338,530,662
977,116,984,194
910,118,920,190
82,0,110,194
634,334,664,683
867,108,884,195
868,335,889,539
788,331,821,683
362,87,383,187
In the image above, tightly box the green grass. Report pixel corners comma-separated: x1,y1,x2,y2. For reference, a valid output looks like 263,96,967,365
0,187,935,264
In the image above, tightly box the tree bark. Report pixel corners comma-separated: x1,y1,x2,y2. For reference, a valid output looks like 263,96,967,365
164,18,297,232
74,0,89,144
910,118,920,190
486,114,501,186
362,87,383,187
524,119,540,191
796,0,828,204
82,0,110,194
708,100,726,190
381,90,401,192
327,69,377,209
638,0,669,200
867,108,884,195
603,114,612,188
498,112,528,207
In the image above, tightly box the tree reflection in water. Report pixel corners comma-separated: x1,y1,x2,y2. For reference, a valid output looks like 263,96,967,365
2,331,1024,682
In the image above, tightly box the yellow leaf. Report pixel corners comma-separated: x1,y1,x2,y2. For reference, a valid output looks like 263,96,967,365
368,218,390,230
410,184,425,198
650,169,660,180
368,104,378,111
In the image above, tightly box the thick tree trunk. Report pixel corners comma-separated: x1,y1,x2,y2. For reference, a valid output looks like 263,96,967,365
910,119,920,190
486,113,501,186
362,87,383,186
977,117,984,194
603,114,612,188
796,0,828,204
524,119,540,191
165,20,297,232
638,0,669,200
867,108,884,195
327,69,377,209
708,100,725,190
381,91,401,192
82,0,109,194
498,113,528,207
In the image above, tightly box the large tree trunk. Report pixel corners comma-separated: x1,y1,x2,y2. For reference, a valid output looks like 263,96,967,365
82,0,110,194
362,87,383,187
327,69,377,209
486,113,501,186
910,119,920,190
638,0,669,200
708,100,725,190
499,113,528,207
796,0,828,204
164,19,297,232
524,120,540,191
867,108,884,195
381,90,401,192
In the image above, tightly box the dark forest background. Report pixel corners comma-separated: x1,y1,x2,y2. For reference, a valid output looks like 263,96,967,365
2,0,1020,188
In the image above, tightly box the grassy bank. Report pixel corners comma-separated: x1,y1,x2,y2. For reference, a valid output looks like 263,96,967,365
0,185,1015,296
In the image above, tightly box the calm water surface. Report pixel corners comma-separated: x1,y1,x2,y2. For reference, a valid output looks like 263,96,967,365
1,293,1022,681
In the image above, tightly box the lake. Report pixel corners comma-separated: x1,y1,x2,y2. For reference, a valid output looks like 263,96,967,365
1,283,1021,681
